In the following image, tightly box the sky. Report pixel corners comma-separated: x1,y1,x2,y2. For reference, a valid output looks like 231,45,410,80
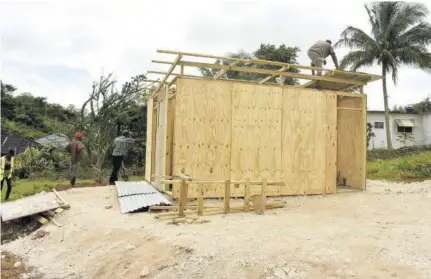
1,0,431,110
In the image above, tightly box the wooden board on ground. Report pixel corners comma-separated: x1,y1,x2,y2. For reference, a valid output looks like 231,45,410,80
0,192,63,222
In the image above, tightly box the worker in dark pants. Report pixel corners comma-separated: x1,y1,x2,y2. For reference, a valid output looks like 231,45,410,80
109,130,144,185
1,150,16,200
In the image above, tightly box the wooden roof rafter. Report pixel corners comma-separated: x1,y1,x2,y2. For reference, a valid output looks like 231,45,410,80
147,49,383,97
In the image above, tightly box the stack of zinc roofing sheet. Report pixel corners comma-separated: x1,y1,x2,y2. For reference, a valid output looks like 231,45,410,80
115,181,171,214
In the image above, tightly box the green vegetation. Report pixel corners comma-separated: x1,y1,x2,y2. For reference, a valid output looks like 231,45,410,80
199,43,301,85
367,145,431,161
367,151,431,181
1,176,144,202
336,2,431,149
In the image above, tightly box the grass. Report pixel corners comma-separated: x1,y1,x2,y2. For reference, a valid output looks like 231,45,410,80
1,251,43,279
367,151,431,182
1,176,144,202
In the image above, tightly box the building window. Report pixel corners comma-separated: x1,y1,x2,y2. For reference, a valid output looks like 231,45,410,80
374,122,384,129
397,126,413,133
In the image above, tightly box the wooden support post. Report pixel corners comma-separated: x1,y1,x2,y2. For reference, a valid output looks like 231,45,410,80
244,178,250,212
362,94,367,190
145,96,154,181
180,65,184,77
360,85,364,94
280,75,284,86
179,179,188,217
261,178,267,212
224,180,230,214
162,86,169,191
197,184,204,216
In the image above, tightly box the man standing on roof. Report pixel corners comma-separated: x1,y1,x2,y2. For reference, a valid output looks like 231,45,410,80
66,132,85,187
1,150,17,200
109,130,145,185
307,40,339,88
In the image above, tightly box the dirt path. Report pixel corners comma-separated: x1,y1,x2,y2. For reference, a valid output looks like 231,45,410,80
3,180,431,279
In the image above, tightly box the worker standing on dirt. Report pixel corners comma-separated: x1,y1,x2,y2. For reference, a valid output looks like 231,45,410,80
0,150,17,200
307,40,339,88
66,132,85,187
109,130,144,185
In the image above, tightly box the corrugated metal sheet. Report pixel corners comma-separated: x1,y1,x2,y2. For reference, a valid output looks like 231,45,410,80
115,181,171,214
118,193,171,214
116,181,158,197
395,119,415,127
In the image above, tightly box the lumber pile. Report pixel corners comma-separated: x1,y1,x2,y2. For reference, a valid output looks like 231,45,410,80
150,176,286,224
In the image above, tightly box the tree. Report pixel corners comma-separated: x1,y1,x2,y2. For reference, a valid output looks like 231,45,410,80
367,123,376,148
336,2,431,149
77,74,146,182
199,44,301,85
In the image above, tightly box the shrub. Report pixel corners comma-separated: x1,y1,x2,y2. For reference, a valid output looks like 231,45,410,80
367,145,431,161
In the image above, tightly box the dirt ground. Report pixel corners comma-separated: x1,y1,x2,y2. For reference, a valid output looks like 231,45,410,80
2,179,431,279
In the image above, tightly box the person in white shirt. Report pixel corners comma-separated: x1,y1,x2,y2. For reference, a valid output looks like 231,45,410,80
109,130,144,185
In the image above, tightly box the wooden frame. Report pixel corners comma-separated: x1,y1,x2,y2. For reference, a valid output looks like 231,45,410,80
151,177,286,221
144,50,379,197
147,49,382,98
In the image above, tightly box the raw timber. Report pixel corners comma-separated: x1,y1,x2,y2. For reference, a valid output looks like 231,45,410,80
144,49,382,199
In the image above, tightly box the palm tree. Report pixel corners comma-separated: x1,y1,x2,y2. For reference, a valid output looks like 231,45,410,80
336,2,431,149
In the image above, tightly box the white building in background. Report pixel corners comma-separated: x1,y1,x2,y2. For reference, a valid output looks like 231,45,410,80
367,110,431,149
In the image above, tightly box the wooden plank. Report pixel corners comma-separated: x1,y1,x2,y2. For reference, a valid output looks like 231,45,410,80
35,215,49,225
224,180,230,213
213,61,240,79
361,94,367,190
244,178,250,211
52,189,66,205
172,78,233,198
337,107,362,111
165,96,176,189
171,61,365,86
325,93,338,194
145,96,154,181
156,50,382,80
161,179,284,185
197,184,204,215
152,54,182,97
337,96,365,189
179,179,187,217
259,66,289,84
230,83,282,197
151,107,157,180
154,86,168,190
261,179,267,212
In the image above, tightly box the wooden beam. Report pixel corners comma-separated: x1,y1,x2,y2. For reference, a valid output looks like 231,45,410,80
259,66,288,84
151,54,182,98
156,49,382,80
179,179,187,217
337,107,362,111
224,180,230,214
197,184,204,216
244,178,250,212
153,60,365,85
213,60,240,80
145,96,154,181
361,94,367,190
261,179,267,212
160,179,285,185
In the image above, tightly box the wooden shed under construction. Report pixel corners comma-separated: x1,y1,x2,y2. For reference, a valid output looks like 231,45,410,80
144,50,382,199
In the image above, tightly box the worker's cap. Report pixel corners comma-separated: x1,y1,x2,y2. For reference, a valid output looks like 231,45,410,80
75,132,83,138
8,149,15,155
326,39,332,44
122,130,130,137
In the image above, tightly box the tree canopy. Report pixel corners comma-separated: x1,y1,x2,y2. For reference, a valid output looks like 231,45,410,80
336,1,431,149
199,43,301,85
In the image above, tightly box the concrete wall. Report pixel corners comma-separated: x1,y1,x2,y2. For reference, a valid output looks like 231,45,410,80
367,112,430,149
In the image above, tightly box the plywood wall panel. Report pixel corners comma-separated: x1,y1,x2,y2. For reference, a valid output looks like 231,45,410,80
172,78,232,198
325,93,338,194
230,83,282,196
337,96,365,189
